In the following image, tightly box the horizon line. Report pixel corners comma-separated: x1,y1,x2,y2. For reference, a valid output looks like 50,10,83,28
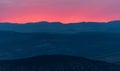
0,20,120,24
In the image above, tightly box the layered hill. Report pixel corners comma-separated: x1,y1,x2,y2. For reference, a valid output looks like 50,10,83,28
0,55,120,71
0,31,120,63
0,20,120,33
0,20,120,63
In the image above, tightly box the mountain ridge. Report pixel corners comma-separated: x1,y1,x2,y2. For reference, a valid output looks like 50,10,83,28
1,20,120,24
0,55,119,71
0,20,120,33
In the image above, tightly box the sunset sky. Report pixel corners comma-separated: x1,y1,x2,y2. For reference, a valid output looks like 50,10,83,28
0,0,120,23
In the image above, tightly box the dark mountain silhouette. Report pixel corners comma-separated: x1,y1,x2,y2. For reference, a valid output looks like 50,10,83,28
0,20,120,70
0,55,120,71
0,20,120,33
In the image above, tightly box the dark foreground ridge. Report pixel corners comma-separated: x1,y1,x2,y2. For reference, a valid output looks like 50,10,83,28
0,55,120,71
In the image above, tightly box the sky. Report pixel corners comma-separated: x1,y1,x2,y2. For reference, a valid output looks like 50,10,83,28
0,0,120,23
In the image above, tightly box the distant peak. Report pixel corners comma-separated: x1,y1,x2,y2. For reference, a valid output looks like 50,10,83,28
108,20,120,23
0,20,120,24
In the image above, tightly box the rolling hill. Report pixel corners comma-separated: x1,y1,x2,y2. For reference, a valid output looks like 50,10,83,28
0,20,120,33
0,55,120,71
0,31,120,63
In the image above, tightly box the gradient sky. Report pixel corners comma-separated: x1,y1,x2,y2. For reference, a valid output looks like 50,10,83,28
0,0,120,23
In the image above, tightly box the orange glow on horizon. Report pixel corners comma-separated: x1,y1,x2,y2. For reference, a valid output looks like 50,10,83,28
0,15,114,24
0,0,120,24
